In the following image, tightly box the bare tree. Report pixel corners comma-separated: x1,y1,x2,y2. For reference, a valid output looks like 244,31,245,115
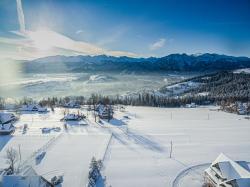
5,147,19,174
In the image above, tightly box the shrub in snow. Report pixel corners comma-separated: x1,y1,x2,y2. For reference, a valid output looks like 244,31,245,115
51,175,63,185
87,157,103,187
87,177,95,187
5,147,19,175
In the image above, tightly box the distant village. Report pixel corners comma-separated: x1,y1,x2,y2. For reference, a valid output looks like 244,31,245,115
0,96,249,136
0,101,116,186
0,101,115,136
220,101,250,116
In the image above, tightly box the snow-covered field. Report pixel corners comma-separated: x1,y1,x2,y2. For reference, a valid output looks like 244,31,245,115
0,106,250,187
34,134,110,187
0,108,111,186
0,135,53,170
100,106,250,187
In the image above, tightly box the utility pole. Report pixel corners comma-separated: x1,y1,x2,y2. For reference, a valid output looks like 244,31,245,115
170,141,173,158
18,144,21,162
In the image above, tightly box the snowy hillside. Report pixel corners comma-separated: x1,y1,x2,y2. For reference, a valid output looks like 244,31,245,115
86,74,116,84
158,71,250,99
234,68,250,74
159,81,200,96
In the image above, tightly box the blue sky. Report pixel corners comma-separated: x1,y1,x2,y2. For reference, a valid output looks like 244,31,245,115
0,0,250,60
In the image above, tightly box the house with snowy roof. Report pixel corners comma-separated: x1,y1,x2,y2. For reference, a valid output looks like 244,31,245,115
0,123,15,135
0,112,17,135
96,104,114,119
0,112,17,125
20,104,48,113
185,102,196,108
237,103,248,115
204,153,250,187
20,104,39,111
61,113,85,121
0,166,53,187
63,101,80,108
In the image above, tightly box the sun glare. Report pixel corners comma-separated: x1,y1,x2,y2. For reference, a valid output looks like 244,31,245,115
29,30,54,50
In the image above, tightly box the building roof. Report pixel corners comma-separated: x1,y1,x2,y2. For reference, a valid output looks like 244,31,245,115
63,114,81,120
205,153,250,187
0,123,14,131
1,175,48,187
63,101,80,108
1,167,52,187
211,153,250,180
20,104,40,111
0,112,16,124
20,105,48,112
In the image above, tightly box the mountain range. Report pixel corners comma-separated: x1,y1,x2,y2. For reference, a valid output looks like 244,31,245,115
22,53,250,73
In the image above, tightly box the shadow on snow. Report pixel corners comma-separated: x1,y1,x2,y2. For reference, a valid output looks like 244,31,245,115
104,118,165,153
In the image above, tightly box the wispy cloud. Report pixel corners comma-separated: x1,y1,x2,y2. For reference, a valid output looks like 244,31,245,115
16,0,25,33
0,29,138,60
76,30,83,34
0,0,138,60
149,38,166,50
